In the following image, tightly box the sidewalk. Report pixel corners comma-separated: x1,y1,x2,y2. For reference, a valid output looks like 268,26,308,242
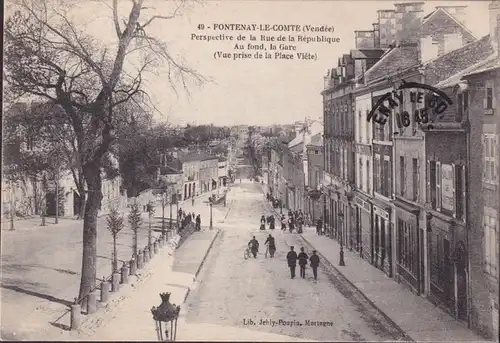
300,230,487,342
71,229,221,341
262,195,487,342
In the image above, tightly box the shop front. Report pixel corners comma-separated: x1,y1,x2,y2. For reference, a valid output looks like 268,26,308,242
371,198,393,277
394,199,422,294
427,214,468,320
355,193,372,261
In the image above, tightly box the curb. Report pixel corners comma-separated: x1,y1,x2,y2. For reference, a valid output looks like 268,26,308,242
183,229,221,304
299,234,414,342
194,229,221,279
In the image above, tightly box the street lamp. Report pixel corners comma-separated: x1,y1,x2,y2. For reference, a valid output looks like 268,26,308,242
338,211,345,266
209,198,213,230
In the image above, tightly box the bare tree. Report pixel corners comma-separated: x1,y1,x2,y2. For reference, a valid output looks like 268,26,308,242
106,204,124,273
4,0,207,302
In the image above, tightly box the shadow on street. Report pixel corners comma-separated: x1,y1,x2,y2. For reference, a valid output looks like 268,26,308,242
0,284,73,308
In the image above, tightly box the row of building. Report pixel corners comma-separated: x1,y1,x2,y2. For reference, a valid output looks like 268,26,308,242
2,102,234,220
263,1,499,339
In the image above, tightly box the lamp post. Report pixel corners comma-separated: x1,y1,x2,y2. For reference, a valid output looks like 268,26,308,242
339,211,345,266
209,198,213,230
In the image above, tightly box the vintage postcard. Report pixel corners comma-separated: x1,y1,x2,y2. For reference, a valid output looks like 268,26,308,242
1,0,499,341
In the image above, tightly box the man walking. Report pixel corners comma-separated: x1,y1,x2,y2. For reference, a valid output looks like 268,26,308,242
286,246,298,279
248,236,260,259
309,250,320,280
298,247,309,278
316,218,323,236
264,234,276,258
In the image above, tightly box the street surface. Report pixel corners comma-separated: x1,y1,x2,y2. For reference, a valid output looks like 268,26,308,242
183,180,409,341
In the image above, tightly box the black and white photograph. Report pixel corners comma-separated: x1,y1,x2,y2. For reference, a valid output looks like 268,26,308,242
1,0,499,341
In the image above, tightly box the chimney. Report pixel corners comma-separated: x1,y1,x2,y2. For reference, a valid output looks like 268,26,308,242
394,2,425,46
324,69,330,88
436,6,468,27
489,0,500,54
355,30,375,49
420,36,439,63
373,22,381,48
377,10,397,48
443,33,464,54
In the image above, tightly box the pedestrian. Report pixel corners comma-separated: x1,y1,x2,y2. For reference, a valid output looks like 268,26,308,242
264,234,276,258
192,197,195,206
288,216,294,233
286,246,298,279
281,215,287,231
309,250,320,280
196,214,201,231
260,215,266,230
248,236,259,258
298,247,309,278
316,218,323,236
269,215,275,230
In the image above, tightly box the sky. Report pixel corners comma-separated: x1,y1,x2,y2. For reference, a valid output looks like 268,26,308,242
8,0,492,126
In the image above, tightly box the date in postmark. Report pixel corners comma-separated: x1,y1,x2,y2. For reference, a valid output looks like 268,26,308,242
367,80,454,132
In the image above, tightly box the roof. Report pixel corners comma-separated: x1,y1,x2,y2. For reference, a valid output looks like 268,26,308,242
364,45,420,84
308,133,323,147
434,53,498,88
218,157,228,162
288,134,303,148
422,7,476,40
178,153,204,163
462,55,500,78
159,165,182,175
424,35,495,86
350,49,386,60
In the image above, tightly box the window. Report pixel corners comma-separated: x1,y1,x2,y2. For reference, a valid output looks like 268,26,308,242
486,87,493,109
367,160,371,194
429,161,436,208
457,91,469,122
359,158,363,189
455,165,465,220
400,156,406,196
374,155,380,194
365,109,370,144
411,99,417,134
398,219,416,274
412,158,419,201
483,134,497,184
484,213,498,277
383,159,391,197
358,110,362,142
436,162,442,210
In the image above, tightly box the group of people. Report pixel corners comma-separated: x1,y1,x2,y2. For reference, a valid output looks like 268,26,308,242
286,246,320,280
280,209,306,233
246,236,320,281
260,215,276,230
247,234,276,258
177,208,202,231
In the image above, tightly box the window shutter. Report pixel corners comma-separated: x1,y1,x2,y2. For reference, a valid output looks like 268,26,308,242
417,158,420,202
483,136,487,180
493,135,497,181
426,160,431,205
462,165,467,222
451,163,456,218
436,161,442,211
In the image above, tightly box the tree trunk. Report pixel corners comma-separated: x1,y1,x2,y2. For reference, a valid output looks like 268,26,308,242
148,215,152,247
113,235,118,273
78,162,102,304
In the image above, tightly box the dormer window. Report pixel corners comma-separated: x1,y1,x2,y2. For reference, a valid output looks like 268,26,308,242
456,90,469,122
485,81,495,115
